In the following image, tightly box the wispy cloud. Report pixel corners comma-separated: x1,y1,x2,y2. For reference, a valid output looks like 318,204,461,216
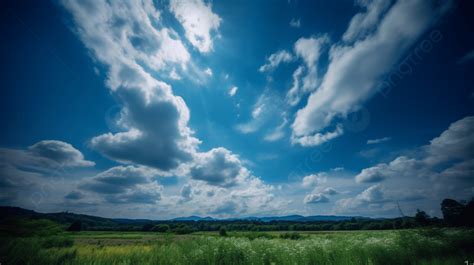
292,0,452,146
457,50,474,64
259,50,293,73
228,86,238,97
289,18,301,28
367,136,391,144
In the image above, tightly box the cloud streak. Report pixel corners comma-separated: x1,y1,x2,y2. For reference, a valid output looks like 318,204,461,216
292,0,452,146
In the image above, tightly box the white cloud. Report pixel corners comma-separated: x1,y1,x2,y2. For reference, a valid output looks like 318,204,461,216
178,149,283,217
28,140,94,167
61,0,282,217
286,36,328,106
322,187,339,195
228,86,238,97
367,136,391,144
252,104,264,119
89,76,200,170
63,0,190,73
424,116,474,165
0,140,94,169
342,0,391,42
292,0,451,145
190,148,248,187
62,0,201,171
302,173,327,188
292,124,343,147
79,166,163,204
355,163,388,183
0,140,94,206
289,18,301,28
304,193,329,204
170,0,221,53
259,50,293,72
341,116,474,216
204,67,213,76
169,68,182,80
286,66,304,106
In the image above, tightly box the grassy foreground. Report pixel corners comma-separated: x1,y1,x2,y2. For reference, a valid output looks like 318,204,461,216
1,229,473,265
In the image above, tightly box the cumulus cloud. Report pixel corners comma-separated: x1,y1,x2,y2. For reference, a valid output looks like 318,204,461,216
424,116,474,165
367,136,391,144
286,36,328,106
0,140,93,206
304,193,329,204
170,0,221,53
62,0,201,171
89,77,200,170
190,148,248,187
302,173,327,188
259,50,293,72
210,200,239,214
336,184,387,213
1,140,94,170
62,0,190,72
27,140,93,167
292,0,451,145
62,0,281,216
322,187,339,195
341,116,474,216
80,166,162,204
355,163,388,183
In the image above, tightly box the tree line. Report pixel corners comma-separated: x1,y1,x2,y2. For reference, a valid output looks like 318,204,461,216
66,198,474,232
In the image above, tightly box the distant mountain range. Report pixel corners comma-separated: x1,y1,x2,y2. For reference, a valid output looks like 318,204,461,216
172,214,364,222
0,206,368,227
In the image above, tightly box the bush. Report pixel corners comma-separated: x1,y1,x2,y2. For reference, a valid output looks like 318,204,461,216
0,218,63,237
152,224,170,233
41,236,74,248
219,227,228,237
173,225,194,234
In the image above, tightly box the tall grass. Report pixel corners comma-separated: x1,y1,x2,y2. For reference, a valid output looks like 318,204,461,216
1,229,473,265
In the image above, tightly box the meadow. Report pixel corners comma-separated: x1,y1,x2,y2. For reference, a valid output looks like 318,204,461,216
1,229,474,265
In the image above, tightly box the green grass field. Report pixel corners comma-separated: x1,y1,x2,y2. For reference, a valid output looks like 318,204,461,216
1,229,473,265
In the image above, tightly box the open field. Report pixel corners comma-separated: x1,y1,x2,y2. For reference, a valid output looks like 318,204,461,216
1,229,474,265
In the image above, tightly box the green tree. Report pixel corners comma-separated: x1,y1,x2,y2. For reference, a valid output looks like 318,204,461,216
415,209,430,226
67,220,82,231
441,199,465,226
151,224,170,233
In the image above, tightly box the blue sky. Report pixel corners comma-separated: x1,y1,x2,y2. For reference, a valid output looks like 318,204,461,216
1,0,473,219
